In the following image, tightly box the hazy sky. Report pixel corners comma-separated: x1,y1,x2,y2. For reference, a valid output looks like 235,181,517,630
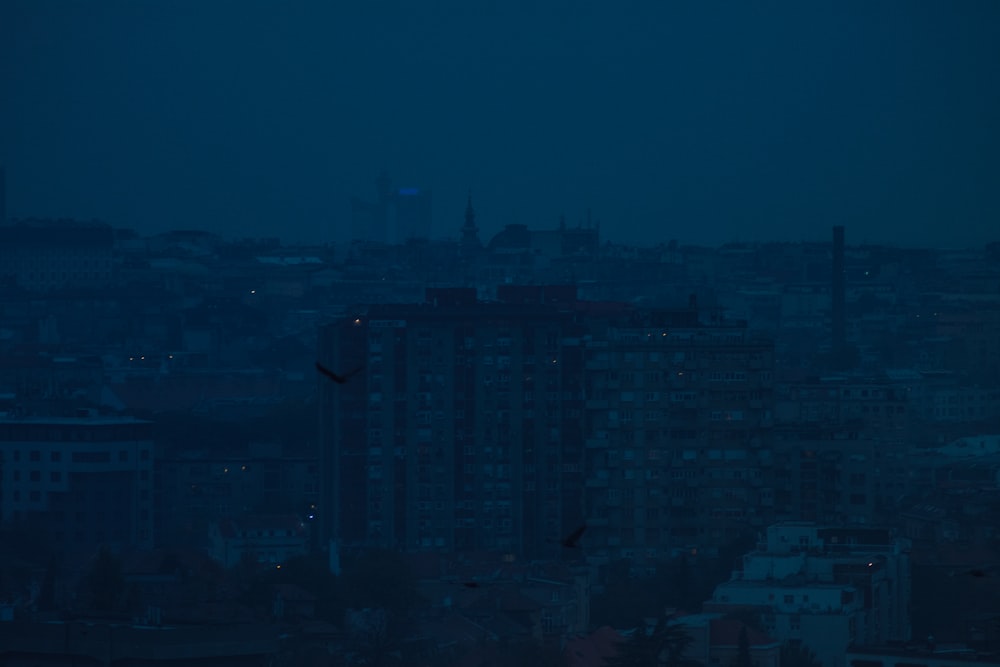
1,1,998,247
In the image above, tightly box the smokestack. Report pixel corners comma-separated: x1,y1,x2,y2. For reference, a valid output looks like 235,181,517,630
832,225,847,368
0,167,6,226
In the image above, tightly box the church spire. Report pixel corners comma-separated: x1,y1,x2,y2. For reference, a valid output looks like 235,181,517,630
461,190,481,251
464,191,476,229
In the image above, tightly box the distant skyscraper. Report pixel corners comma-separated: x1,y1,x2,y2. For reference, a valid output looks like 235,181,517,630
349,171,391,243
393,186,432,242
349,172,432,244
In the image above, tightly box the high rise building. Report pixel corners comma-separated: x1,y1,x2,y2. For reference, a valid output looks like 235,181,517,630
318,286,595,559
581,308,776,562
393,186,432,242
318,287,782,563
349,172,392,244
349,173,433,244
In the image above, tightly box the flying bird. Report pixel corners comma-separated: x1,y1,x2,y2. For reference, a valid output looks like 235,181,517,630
559,524,587,549
315,362,364,384
967,566,1000,578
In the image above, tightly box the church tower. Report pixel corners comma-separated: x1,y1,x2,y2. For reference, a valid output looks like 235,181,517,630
460,191,481,253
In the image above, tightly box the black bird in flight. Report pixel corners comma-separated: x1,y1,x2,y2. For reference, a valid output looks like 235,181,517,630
560,524,587,549
315,362,364,385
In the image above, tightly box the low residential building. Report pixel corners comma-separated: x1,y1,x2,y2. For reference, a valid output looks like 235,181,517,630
704,522,912,667
676,612,782,667
0,413,154,556
208,513,309,568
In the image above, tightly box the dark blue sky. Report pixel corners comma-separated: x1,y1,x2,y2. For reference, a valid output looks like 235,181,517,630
1,1,998,247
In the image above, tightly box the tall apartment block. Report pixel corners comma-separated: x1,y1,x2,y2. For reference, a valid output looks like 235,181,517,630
582,308,776,562
771,375,913,527
318,286,597,559
0,414,155,556
319,286,780,563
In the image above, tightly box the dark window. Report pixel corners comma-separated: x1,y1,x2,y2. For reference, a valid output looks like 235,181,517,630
72,451,111,463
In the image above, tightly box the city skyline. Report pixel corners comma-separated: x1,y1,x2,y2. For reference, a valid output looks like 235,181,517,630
2,1,999,248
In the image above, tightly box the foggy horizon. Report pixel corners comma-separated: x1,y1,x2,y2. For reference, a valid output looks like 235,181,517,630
2,1,999,249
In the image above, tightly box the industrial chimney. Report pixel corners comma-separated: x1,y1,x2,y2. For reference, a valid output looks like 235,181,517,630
832,225,847,368
0,167,6,226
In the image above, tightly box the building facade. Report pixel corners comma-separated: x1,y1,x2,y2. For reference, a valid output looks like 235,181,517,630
319,286,783,562
581,310,776,562
318,286,593,559
0,414,154,555
705,522,912,667
0,218,115,292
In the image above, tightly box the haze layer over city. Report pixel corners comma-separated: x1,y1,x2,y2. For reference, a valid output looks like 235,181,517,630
2,1,999,247
0,2,998,667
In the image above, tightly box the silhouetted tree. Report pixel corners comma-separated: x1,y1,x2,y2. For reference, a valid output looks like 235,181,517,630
670,555,696,611
499,639,569,667
36,558,58,612
339,548,422,614
604,621,702,667
734,624,752,667
779,641,823,667
272,553,342,622
84,546,125,613
722,610,764,633
338,549,424,666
